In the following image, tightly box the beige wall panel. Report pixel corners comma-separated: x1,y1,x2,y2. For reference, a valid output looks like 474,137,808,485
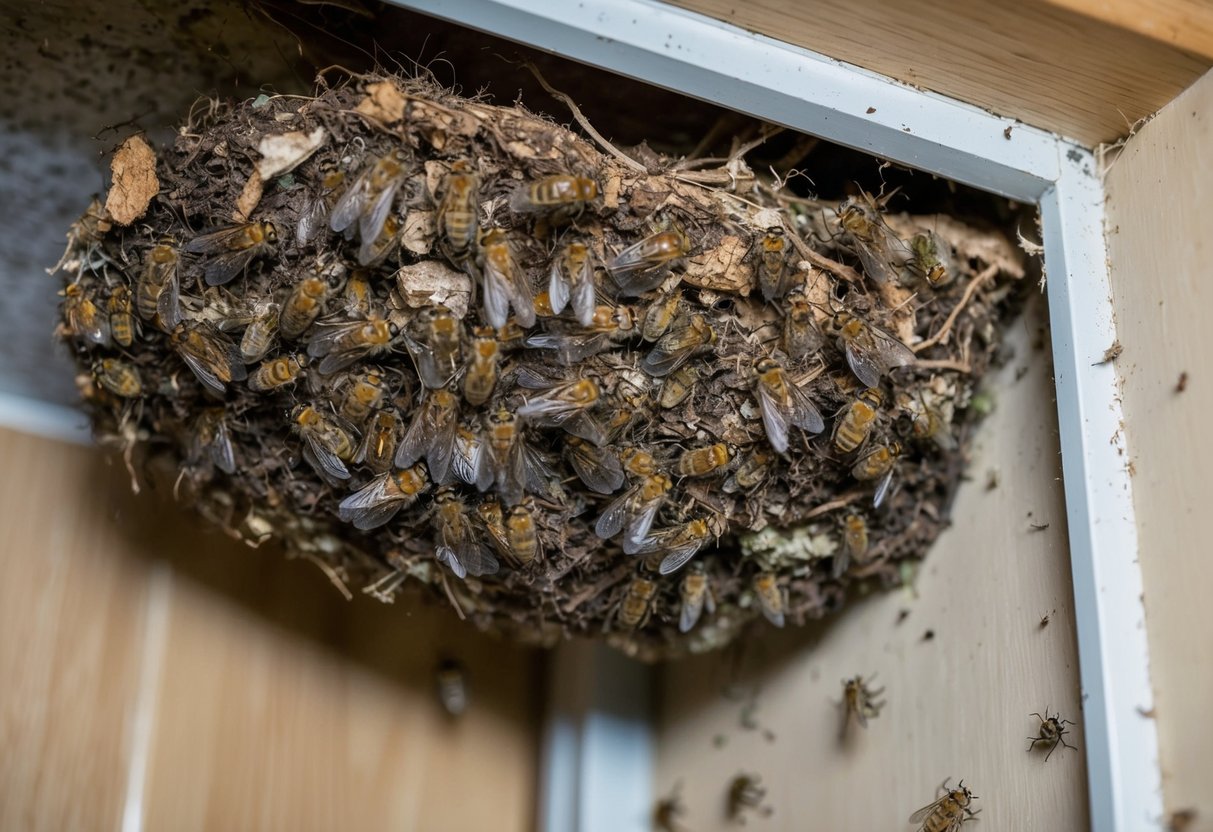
0,429,148,832
1105,67,1213,828
662,0,1210,146
655,298,1090,829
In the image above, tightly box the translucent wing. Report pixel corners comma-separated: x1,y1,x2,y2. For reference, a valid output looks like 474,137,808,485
567,442,624,494
155,266,182,330
452,433,490,490
295,197,328,245
302,434,350,481
454,541,499,577
481,260,512,328
787,381,826,434
873,324,916,371
658,538,705,575
328,167,371,234
338,474,405,530
872,466,896,509
395,410,427,469
210,423,237,474
200,247,259,287
548,260,570,316
570,258,597,327
622,499,663,555
908,797,948,825
435,544,467,579
425,413,458,485
679,596,704,633
852,239,900,286
756,380,793,454
595,485,638,540
844,338,885,389
359,177,403,244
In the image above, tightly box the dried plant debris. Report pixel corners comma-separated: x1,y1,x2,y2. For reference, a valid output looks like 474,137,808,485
54,74,1025,659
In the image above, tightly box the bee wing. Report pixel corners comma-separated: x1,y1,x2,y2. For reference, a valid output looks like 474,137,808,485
338,474,405,530
908,797,948,824
872,466,896,509
595,484,638,540
548,260,570,316
851,238,900,286
622,498,663,555
435,544,468,580
395,408,430,469
563,412,608,446
358,177,403,244
455,541,499,577
184,226,243,254
607,238,653,275
481,260,512,329
872,325,916,371
756,381,793,454
567,443,624,494
71,304,110,345
932,425,958,451
571,258,597,327
659,538,705,575
521,442,556,494
641,341,693,378
177,344,229,398
295,197,329,245
786,381,826,434
844,338,885,389
302,433,351,481
425,409,458,485
211,423,237,474
759,600,786,628
524,331,610,364
610,268,668,298
328,168,371,234
156,268,182,331
679,595,704,633
452,434,488,490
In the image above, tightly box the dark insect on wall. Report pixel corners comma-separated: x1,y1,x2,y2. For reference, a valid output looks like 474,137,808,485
54,73,1026,659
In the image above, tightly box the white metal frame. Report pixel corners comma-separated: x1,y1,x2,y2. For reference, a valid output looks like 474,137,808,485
381,1,1161,830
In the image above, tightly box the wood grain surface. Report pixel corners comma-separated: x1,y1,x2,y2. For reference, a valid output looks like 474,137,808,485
654,296,1091,829
663,0,1211,146
1105,67,1213,830
0,428,541,831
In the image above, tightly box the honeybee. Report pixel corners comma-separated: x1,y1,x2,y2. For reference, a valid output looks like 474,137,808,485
354,408,399,473
753,356,825,454
653,782,687,832
912,403,958,451
291,404,359,482
723,448,773,493
563,435,625,495
92,358,142,398
504,497,542,565
404,305,463,389
337,463,429,530
62,283,108,345
842,674,885,731
510,174,598,215
782,289,823,362
338,370,390,424
462,326,500,406
483,407,542,506
170,322,246,397
339,269,375,318
306,313,397,375
329,149,411,246
477,228,536,329
837,192,909,286
634,518,714,575
642,292,683,343
435,658,469,717
452,426,493,491
231,301,280,363
658,365,699,409
753,572,785,627
851,442,902,507
607,227,690,296
595,472,673,554
431,487,499,578
435,160,479,261
616,576,657,629
908,231,955,288
396,388,459,485
248,354,307,392
675,443,733,479
757,226,796,302
549,241,597,326
836,513,869,578
834,388,884,454
909,780,978,832
525,303,639,364
280,276,333,340
136,241,181,330
516,371,608,446
295,163,345,245
106,286,137,348
1027,709,1077,761
641,312,716,378
678,562,715,632
727,774,770,822
357,210,401,267
620,446,658,477
53,198,111,275
477,498,511,555
184,221,278,287
833,310,915,389
190,408,236,475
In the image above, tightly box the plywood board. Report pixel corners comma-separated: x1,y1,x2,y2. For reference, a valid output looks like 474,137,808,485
0,427,541,830
655,297,1090,829
1104,66,1213,829
662,0,1211,146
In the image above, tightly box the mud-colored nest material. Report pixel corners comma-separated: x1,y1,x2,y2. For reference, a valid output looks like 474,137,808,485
55,74,1026,660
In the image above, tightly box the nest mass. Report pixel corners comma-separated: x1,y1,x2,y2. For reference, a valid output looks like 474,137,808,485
56,74,1025,659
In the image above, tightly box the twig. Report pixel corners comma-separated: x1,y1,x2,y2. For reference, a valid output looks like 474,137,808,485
439,570,467,619
522,61,649,174
295,552,354,600
913,358,972,374
803,490,866,519
913,264,999,353
801,246,864,284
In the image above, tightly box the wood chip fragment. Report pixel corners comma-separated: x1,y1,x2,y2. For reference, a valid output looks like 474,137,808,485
104,135,158,225
233,170,264,222
356,81,408,124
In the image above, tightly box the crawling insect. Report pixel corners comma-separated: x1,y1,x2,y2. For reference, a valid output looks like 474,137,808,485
1027,708,1077,761
652,781,687,832
727,773,772,823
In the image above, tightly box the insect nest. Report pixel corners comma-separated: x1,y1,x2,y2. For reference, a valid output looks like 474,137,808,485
56,72,1027,660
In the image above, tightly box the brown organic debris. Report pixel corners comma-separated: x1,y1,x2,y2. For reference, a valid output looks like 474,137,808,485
104,135,159,225
54,74,1026,659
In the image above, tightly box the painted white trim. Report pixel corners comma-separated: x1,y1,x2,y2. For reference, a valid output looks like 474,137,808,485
0,390,91,445
379,0,1161,828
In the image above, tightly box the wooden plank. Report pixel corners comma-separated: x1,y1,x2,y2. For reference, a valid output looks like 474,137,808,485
1042,0,1213,61
655,298,1090,829
1104,67,1213,829
0,429,148,832
662,0,1211,146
